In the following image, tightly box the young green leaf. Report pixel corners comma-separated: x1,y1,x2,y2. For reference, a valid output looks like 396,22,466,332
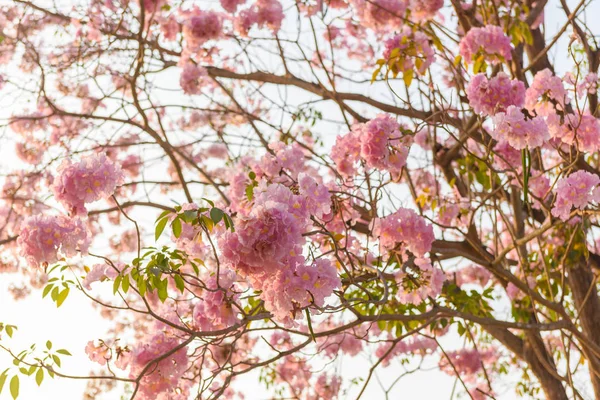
210,207,224,224
9,375,18,400
155,217,169,241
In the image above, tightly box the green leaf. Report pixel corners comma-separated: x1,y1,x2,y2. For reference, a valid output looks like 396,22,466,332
42,285,53,299
56,288,69,308
113,275,122,295
403,69,414,87
156,209,171,221
0,371,7,394
245,184,255,202
35,368,43,386
46,341,52,350
174,274,185,294
210,208,224,224
56,349,72,356
171,218,182,239
52,355,61,368
155,217,169,241
157,279,168,303
122,275,130,293
9,375,18,400
305,309,316,342
202,198,215,207
5,325,15,338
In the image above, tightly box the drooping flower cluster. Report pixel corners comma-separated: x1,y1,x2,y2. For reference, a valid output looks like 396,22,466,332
459,25,512,64
331,114,411,179
51,153,124,216
383,27,435,76
552,171,600,221
372,207,435,257
17,215,90,267
466,73,525,115
491,106,549,149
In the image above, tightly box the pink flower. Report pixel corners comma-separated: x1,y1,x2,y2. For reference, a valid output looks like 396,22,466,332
82,263,119,290
577,73,598,96
372,208,435,257
383,27,435,75
85,340,111,366
491,106,549,149
466,73,525,115
51,153,124,216
18,215,90,267
552,171,600,221
459,25,512,65
298,173,331,219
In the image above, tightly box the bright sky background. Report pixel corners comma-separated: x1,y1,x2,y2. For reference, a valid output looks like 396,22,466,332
1,0,599,399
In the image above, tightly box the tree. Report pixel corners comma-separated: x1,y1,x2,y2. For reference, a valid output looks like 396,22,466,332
1,0,600,398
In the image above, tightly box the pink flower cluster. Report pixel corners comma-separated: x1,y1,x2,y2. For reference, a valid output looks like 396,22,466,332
18,215,90,267
235,0,284,36
182,8,223,50
466,73,525,115
221,0,247,13
548,113,600,152
396,257,445,304
376,336,437,367
372,207,435,257
51,153,124,216
408,0,443,21
128,332,189,400
491,106,549,149
332,114,410,179
552,171,600,221
193,271,240,332
180,63,208,95
350,0,406,30
383,27,435,75
459,25,512,64
525,69,569,116
85,340,111,366
82,263,119,290
220,180,339,324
